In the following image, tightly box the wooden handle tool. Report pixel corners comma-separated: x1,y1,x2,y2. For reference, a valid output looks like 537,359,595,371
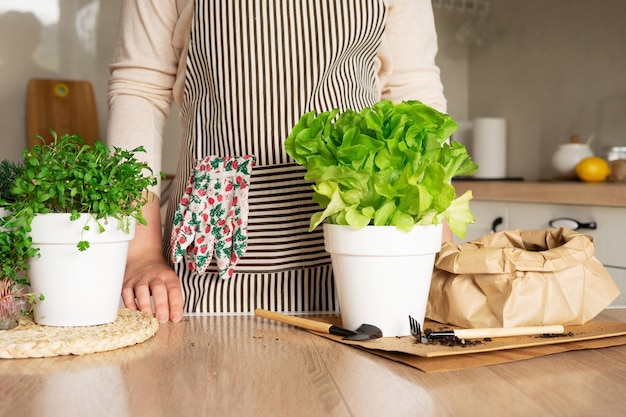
254,309,383,340
428,324,566,340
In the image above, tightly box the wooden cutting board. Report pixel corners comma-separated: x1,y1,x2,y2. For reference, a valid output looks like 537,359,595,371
26,78,100,146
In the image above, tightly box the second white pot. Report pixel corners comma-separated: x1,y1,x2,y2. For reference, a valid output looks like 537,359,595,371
28,213,135,327
324,223,442,337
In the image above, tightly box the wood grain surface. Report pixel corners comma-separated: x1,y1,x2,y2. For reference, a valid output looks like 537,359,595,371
1,309,625,417
26,78,100,146
453,180,626,207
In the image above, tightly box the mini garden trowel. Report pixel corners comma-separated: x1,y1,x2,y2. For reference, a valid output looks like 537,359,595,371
255,308,383,341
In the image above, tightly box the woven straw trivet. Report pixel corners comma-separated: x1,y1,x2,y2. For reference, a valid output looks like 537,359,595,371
0,308,159,359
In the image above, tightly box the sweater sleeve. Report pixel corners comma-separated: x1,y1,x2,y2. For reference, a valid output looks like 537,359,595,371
107,0,192,197
378,0,447,113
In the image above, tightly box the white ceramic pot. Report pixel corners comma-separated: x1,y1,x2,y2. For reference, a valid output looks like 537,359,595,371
324,223,443,337
27,213,135,326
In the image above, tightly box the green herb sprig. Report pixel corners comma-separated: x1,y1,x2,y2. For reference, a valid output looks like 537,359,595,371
1,160,43,316
0,159,23,203
0,230,43,318
0,225,38,288
284,100,478,237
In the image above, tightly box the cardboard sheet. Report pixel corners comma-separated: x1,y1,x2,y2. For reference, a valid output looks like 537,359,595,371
308,317,626,372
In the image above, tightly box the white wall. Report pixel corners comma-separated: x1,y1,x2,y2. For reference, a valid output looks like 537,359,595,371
464,0,626,180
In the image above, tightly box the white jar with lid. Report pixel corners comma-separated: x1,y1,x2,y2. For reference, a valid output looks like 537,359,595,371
552,135,594,178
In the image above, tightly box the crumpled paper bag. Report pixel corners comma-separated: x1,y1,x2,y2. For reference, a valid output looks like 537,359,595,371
426,228,621,328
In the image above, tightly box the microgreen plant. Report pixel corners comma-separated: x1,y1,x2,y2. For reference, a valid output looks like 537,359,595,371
0,130,160,251
284,100,478,237
0,131,159,325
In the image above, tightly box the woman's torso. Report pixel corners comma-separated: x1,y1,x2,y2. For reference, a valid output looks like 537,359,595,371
165,0,388,312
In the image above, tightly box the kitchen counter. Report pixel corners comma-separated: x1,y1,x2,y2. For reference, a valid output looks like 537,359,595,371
453,180,626,207
2,309,626,417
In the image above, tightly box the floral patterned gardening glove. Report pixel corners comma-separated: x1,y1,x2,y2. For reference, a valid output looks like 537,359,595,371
171,155,255,278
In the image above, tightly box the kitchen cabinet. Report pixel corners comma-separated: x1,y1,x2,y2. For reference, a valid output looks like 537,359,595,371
460,197,626,308
462,200,508,241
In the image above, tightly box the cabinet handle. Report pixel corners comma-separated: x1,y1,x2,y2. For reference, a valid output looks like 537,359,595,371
491,216,503,233
549,217,597,230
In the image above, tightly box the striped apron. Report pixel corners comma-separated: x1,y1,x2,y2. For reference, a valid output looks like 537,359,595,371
163,0,387,313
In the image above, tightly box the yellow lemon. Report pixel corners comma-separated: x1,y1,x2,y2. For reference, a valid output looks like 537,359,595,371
575,157,611,182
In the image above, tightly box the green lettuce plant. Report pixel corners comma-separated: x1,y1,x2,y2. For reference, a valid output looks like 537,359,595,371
284,100,478,238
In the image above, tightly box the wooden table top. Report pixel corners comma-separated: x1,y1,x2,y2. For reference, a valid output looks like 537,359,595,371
2,309,626,417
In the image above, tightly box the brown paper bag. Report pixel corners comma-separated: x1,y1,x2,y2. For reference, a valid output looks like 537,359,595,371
426,228,621,328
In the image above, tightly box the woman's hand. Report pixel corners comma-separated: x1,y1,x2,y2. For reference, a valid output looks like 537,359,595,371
122,253,184,323
123,195,184,323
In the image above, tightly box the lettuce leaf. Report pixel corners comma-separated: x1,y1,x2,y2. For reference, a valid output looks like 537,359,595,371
284,100,478,236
